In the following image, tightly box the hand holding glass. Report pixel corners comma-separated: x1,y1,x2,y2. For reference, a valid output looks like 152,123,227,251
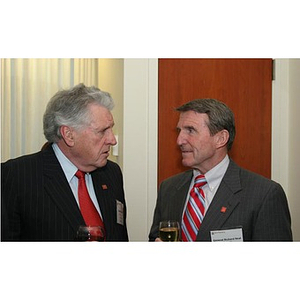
159,221,180,242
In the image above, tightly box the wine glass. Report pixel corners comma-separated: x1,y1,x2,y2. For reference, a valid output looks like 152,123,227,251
159,221,180,242
75,225,105,241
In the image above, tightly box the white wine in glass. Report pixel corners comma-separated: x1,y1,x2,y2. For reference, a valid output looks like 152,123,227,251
159,221,180,242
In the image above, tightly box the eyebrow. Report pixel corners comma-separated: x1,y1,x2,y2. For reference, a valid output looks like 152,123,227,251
177,125,197,131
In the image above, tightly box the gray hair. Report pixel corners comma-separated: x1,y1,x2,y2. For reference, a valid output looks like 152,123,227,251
176,98,236,150
43,83,114,143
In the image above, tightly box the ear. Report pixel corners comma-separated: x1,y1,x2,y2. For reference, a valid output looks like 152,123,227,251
215,129,229,149
60,125,75,147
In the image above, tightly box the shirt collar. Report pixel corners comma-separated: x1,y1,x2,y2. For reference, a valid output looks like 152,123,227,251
52,143,78,183
193,155,230,191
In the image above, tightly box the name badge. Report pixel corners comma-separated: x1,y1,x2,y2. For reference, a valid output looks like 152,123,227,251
210,227,243,242
116,200,124,225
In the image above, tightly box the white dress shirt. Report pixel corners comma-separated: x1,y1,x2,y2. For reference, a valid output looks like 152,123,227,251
52,143,102,217
182,155,230,218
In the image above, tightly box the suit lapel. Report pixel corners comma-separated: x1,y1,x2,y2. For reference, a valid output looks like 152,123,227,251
92,170,109,218
197,160,243,241
172,171,193,221
91,166,121,239
42,147,85,232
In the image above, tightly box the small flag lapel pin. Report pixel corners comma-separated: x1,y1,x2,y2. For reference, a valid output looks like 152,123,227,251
221,206,227,213
102,184,108,190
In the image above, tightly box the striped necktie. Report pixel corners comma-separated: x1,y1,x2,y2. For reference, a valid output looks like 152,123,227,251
182,174,207,241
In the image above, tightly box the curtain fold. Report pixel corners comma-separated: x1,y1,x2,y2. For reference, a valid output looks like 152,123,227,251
1,58,98,162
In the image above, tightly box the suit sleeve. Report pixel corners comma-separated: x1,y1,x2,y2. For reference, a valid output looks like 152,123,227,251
252,182,292,241
1,162,21,240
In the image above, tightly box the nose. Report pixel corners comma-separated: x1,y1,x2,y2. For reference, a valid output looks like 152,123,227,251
110,132,117,146
177,130,184,146
106,129,117,146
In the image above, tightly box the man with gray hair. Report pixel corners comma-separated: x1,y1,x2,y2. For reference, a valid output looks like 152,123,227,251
149,98,292,241
2,83,129,241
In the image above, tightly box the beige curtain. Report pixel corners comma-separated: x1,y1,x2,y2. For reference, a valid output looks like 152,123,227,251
1,58,98,162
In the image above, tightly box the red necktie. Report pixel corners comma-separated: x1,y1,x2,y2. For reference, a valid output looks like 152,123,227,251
75,170,105,231
181,174,207,241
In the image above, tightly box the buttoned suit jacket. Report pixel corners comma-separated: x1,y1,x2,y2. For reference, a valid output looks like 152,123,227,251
1,145,129,241
149,160,292,241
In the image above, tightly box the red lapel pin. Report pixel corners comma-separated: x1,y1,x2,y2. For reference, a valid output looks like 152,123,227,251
221,206,227,213
102,184,108,190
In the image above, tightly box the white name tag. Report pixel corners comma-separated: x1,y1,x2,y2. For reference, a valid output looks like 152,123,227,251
116,200,124,225
210,228,243,242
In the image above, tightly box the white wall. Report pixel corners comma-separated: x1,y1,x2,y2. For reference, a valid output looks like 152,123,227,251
272,59,300,241
287,59,300,241
122,59,158,241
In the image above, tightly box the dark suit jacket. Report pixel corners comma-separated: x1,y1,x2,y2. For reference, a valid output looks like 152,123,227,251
1,146,129,241
149,160,292,241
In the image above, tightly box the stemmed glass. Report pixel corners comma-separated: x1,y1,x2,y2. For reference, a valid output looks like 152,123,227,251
75,225,105,241
159,221,180,242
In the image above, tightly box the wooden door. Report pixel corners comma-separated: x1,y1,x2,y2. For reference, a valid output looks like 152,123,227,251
158,59,273,185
